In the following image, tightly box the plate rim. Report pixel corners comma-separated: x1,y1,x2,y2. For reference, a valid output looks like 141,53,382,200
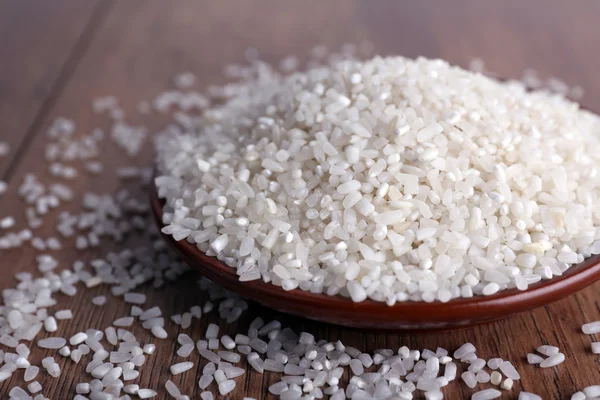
150,182,600,329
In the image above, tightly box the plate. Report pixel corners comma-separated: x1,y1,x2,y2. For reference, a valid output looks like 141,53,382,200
150,184,600,330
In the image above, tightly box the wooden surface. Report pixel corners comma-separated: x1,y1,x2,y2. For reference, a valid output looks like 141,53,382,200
1,1,600,398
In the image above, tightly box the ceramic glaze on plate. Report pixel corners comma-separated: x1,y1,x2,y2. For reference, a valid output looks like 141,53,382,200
150,184,600,331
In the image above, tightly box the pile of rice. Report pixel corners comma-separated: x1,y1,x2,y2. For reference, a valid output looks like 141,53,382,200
155,55,600,303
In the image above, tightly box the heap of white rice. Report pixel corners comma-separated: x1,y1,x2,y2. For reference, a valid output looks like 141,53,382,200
155,55,600,303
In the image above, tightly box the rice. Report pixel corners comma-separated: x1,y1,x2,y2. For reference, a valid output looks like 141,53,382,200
498,360,520,380
69,332,87,346
140,306,162,321
199,375,214,390
91,295,107,306
472,389,502,400
583,386,600,398
582,321,600,334
150,326,168,339
123,292,146,304
453,343,476,359
141,344,155,355
501,378,514,390
570,392,586,400
206,323,219,339
76,383,90,394
468,358,486,373
200,392,214,400
198,349,220,363
218,351,241,363
165,379,181,398
476,370,490,383
490,371,502,385
137,389,158,399
536,345,560,356
218,380,236,395
113,316,134,327
24,365,39,382
37,337,67,349
155,55,600,303
461,371,477,388
539,353,565,368
221,335,236,350
177,333,193,345
527,353,544,364
58,346,71,357
55,310,73,320
177,343,194,358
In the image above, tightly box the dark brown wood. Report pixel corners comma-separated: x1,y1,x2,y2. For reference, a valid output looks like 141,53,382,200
0,0,107,178
2,1,600,398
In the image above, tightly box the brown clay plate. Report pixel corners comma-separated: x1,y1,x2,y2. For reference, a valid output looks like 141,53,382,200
150,184,600,331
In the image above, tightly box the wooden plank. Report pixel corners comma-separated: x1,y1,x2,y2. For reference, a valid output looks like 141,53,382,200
0,0,107,178
0,1,600,398
425,0,600,109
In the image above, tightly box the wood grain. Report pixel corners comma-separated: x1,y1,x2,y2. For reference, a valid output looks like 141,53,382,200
1,1,600,399
0,0,108,178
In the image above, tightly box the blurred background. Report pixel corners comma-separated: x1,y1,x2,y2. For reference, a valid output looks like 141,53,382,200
3,0,599,177
2,0,599,176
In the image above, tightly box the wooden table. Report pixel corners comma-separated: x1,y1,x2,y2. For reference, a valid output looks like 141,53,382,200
1,1,600,398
